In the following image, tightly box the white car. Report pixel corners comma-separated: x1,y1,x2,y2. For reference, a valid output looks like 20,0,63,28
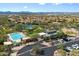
66,47,73,51
76,46,79,49
72,44,79,49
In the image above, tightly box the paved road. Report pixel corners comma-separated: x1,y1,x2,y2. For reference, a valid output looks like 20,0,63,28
17,40,56,56
17,40,79,56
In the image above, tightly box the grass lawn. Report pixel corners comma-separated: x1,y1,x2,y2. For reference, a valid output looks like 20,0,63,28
27,26,44,38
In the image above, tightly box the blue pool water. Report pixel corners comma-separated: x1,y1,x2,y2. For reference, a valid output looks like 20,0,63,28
10,33,25,41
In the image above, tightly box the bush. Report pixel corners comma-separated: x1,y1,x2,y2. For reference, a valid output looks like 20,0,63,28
0,45,8,52
0,52,8,56
54,49,66,56
44,36,51,42
57,44,65,49
56,30,65,38
31,45,44,55
0,38,6,44
70,50,79,56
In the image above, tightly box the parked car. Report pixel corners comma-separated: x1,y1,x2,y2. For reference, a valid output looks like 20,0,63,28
72,44,79,49
64,47,73,52
63,48,70,52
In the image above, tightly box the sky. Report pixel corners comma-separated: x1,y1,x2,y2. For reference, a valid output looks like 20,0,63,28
0,3,79,12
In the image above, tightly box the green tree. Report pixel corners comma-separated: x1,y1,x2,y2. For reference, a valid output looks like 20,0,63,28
54,49,66,56
15,24,23,31
31,45,44,55
56,30,65,38
57,44,65,49
70,50,79,56
44,36,51,42
0,38,6,44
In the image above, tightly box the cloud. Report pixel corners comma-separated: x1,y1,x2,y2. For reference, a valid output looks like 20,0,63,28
55,3,62,5
52,3,73,6
2,8,7,9
24,6,28,8
38,3,62,6
52,3,63,5
38,3,46,5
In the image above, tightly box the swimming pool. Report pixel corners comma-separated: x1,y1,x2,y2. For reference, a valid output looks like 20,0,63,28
9,32,25,41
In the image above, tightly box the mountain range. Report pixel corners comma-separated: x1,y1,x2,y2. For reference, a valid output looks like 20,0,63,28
0,11,79,15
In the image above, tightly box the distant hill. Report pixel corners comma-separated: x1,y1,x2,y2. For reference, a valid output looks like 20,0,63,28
0,11,79,15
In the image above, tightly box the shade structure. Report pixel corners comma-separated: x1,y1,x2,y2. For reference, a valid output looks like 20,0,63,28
38,32,46,36
4,41,12,45
22,37,31,40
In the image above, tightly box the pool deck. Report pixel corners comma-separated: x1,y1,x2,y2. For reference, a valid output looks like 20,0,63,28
7,34,13,41
7,32,26,42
